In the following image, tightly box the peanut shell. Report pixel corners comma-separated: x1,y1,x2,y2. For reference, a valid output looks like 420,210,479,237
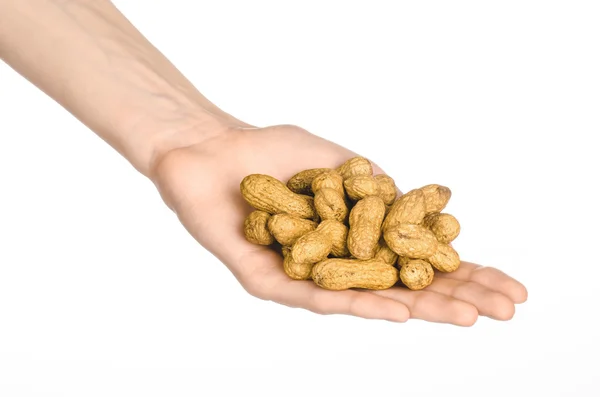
374,240,399,265
241,174,318,220
374,174,397,205
343,175,381,201
419,184,451,214
311,258,399,290
267,214,317,246
282,247,312,280
428,243,461,272
336,156,373,180
400,259,434,290
311,169,345,197
423,213,460,243
243,210,274,245
318,219,349,257
291,226,333,265
384,223,438,259
287,168,331,195
397,256,411,267
347,195,386,260
314,187,349,223
382,189,426,231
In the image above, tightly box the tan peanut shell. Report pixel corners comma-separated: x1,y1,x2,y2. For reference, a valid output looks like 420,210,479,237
318,220,349,257
428,243,461,272
347,195,386,260
374,174,397,205
311,169,345,197
243,210,274,245
267,214,317,246
423,213,460,243
400,259,434,290
287,168,330,195
311,258,399,290
343,175,381,201
241,174,317,220
419,184,451,214
291,225,333,265
397,256,411,267
336,156,373,180
382,189,426,231
314,187,349,223
282,247,312,280
384,224,438,259
374,240,399,265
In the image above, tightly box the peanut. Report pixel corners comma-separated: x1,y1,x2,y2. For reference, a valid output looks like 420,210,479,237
311,169,345,197
382,189,426,231
419,184,451,214
384,223,438,259
374,240,399,265
343,175,381,201
282,247,312,280
241,167,464,292
399,259,434,290
397,256,411,267
317,219,350,257
241,174,318,220
374,174,397,205
313,187,349,223
311,258,399,290
287,168,331,195
347,195,386,260
291,223,334,265
428,242,461,272
243,210,274,245
423,213,460,243
336,156,373,180
267,214,318,246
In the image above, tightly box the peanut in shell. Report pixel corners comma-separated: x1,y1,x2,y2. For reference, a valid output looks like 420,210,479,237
318,219,350,257
374,174,397,205
384,223,438,259
400,259,434,290
243,210,274,245
343,175,381,201
336,156,373,180
347,195,386,260
267,213,317,246
313,187,349,223
287,168,331,195
382,189,426,231
241,174,317,220
311,258,399,290
419,184,451,214
311,170,344,197
428,242,461,272
423,213,460,243
282,247,313,280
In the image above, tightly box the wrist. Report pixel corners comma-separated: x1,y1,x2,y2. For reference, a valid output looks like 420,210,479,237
119,103,233,179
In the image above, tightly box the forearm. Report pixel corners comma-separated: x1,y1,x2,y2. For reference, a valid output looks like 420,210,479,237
0,0,238,177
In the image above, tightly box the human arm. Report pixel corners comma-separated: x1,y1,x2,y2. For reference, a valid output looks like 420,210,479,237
0,0,241,177
0,0,527,325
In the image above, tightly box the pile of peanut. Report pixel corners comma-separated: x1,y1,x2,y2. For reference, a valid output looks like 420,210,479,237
240,157,461,291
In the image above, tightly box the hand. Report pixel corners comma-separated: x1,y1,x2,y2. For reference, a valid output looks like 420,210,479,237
152,124,528,326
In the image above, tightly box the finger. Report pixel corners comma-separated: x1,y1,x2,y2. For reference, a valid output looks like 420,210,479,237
370,287,478,326
271,278,411,322
426,277,515,320
436,261,528,304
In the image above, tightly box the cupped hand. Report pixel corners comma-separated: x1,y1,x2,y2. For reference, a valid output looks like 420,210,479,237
152,124,527,326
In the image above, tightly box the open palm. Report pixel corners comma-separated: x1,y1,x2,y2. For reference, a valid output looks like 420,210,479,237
152,124,527,326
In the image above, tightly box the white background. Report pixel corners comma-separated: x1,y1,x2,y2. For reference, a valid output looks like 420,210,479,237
1,1,599,396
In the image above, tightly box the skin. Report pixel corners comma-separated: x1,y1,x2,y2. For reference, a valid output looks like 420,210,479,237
0,0,527,326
